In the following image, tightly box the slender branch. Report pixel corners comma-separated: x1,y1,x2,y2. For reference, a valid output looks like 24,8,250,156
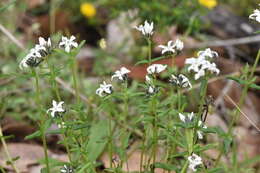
186,35,260,49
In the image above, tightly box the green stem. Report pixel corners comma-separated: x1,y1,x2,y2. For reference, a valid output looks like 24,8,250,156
50,0,56,35
71,56,80,104
151,96,158,165
140,127,146,172
46,56,61,101
32,69,50,173
180,160,189,173
147,38,152,65
108,114,113,168
0,126,20,173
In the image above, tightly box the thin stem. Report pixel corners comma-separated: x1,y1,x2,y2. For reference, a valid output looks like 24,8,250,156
50,0,56,35
151,96,158,166
71,56,80,104
147,38,152,65
46,56,61,101
0,126,20,173
32,69,50,173
108,114,113,168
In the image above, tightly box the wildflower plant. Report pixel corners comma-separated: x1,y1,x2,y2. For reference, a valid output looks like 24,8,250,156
2,4,259,172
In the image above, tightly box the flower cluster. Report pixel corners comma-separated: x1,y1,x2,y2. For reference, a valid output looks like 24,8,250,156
185,48,219,80
111,67,131,81
188,153,203,171
249,5,260,23
169,74,192,89
19,37,51,69
158,39,184,55
96,81,113,97
134,20,154,36
20,35,78,70
96,66,131,97
145,64,167,95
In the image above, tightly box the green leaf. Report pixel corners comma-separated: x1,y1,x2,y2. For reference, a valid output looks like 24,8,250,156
223,137,232,154
208,167,224,173
86,120,113,162
25,130,41,140
153,162,178,171
0,0,16,13
134,55,167,65
135,59,149,66
227,76,260,90
241,155,260,167
0,134,14,140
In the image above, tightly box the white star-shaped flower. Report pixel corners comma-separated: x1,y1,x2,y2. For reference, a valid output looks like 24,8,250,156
47,100,65,118
59,36,78,53
134,20,154,36
158,40,175,54
29,44,46,58
249,9,260,23
173,38,184,51
170,74,192,89
147,85,158,95
198,48,218,59
145,75,152,83
147,64,167,74
188,153,203,172
96,81,113,97
39,37,51,48
197,120,207,139
178,112,194,123
111,67,131,81
60,165,73,173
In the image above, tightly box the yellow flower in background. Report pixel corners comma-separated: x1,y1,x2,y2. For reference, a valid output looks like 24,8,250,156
199,0,217,9
80,2,96,18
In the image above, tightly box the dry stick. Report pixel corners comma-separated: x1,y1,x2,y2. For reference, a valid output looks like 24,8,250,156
186,35,260,49
0,126,20,173
224,94,260,132
0,24,25,49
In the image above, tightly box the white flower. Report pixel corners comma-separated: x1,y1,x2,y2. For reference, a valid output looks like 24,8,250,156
185,52,220,80
147,64,167,74
174,38,184,51
47,100,65,118
111,67,131,81
39,37,51,48
188,153,203,172
19,52,43,70
29,44,46,58
134,20,154,36
194,69,205,80
147,85,158,95
61,165,73,173
249,9,260,23
158,41,175,54
59,36,78,53
158,39,184,55
170,74,192,89
197,121,207,139
96,81,113,97
198,48,218,59
178,112,194,123
145,75,152,83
